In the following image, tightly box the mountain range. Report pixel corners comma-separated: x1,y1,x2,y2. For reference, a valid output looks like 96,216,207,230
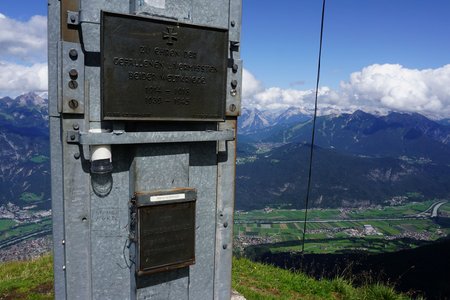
236,107,450,210
0,93,449,211
0,93,50,209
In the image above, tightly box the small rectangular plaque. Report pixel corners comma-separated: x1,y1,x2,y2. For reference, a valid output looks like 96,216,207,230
135,188,196,275
101,11,228,121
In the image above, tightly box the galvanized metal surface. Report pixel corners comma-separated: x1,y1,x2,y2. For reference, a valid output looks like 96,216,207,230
187,142,218,300
61,42,85,114
214,119,237,300
90,147,132,299
50,0,241,299
48,1,66,299
133,0,193,23
225,0,243,117
70,129,235,145
132,144,190,299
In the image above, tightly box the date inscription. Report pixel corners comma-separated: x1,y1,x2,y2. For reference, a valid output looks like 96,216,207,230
102,12,228,121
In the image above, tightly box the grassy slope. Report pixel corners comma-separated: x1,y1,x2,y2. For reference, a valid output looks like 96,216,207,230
0,255,408,300
232,257,410,300
0,255,53,299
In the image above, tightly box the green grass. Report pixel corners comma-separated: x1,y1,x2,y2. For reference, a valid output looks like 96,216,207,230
0,217,51,243
0,255,54,299
19,192,44,203
232,257,410,300
0,255,410,300
0,219,16,231
235,201,436,223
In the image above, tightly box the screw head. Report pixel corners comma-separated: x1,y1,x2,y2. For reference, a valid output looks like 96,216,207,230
69,49,78,60
231,79,238,89
232,63,239,73
69,69,78,79
68,99,79,109
68,80,78,89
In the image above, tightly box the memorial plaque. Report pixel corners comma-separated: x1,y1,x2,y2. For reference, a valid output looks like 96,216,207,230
101,11,228,121
135,189,196,275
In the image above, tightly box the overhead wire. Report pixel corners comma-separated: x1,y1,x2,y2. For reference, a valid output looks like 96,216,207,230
301,0,327,254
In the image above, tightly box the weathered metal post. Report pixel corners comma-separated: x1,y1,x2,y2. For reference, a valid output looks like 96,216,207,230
48,0,242,299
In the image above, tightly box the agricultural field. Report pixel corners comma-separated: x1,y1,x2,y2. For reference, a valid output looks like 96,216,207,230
0,217,51,247
234,200,450,254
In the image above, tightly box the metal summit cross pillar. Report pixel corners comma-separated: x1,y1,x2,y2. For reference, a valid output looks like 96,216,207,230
48,0,242,299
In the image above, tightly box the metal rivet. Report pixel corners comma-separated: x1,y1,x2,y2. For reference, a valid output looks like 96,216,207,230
70,134,76,141
68,99,79,109
231,21,236,27
229,104,236,112
62,265,66,270
232,63,239,73
70,15,76,23
82,217,87,222
230,89,237,97
62,240,65,245
68,80,78,89
69,49,78,60
74,152,80,159
223,222,228,228
231,80,238,89
222,244,228,249
73,123,79,130
69,69,78,79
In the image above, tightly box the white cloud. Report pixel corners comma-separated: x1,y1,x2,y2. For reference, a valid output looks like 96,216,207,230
340,64,450,117
0,14,47,63
243,65,450,118
0,61,48,97
242,68,264,99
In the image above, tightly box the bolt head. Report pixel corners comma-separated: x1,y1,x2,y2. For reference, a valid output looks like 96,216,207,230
229,104,237,112
69,69,78,79
69,49,78,60
231,20,236,27
231,79,238,88
232,63,239,73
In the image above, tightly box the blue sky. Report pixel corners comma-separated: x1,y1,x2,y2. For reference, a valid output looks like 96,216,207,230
243,0,450,90
1,0,450,117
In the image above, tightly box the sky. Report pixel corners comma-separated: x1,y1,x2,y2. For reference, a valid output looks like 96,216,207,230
1,0,450,118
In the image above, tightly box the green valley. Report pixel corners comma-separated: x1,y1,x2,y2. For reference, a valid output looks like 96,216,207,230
234,200,450,255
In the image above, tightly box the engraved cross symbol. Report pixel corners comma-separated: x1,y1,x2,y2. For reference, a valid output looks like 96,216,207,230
162,27,178,45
